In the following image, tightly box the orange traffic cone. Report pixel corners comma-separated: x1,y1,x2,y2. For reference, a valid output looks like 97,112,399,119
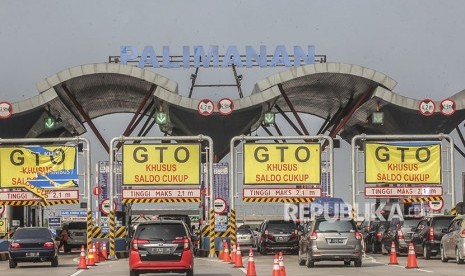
233,243,244,268
246,248,257,276
77,245,88,269
223,242,232,262
95,242,101,263
101,242,108,260
388,241,399,265
93,243,99,263
87,246,95,266
230,244,237,264
278,251,286,276
219,240,225,260
272,254,280,276
405,242,419,269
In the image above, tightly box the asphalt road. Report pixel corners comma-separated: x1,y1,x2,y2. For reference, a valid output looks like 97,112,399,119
1,251,465,276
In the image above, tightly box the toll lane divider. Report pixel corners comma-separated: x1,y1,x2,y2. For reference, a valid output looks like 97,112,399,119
122,198,200,203
402,196,443,203
0,199,79,206
243,197,315,203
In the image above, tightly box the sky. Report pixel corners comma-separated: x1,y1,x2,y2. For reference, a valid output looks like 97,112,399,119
1,0,465,213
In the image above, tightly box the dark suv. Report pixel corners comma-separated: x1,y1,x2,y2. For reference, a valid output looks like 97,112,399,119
63,221,87,253
129,220,194,276
382,216,423,254
412,215,455,259
258,220,299,255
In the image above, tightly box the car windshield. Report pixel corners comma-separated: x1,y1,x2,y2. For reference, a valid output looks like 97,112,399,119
14,228,51,239
267,221,295,233
237,229,252,235
389,218,421,229
315,220,355,232
433,218,454,232
67,222,87,229
136,223,187,241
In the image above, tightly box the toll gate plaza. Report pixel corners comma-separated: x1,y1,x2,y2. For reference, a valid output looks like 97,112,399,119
1,50,465,262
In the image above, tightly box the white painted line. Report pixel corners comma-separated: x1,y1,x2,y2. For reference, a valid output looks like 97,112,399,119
239,267,247,274
70,269,85,276
417,269,433,273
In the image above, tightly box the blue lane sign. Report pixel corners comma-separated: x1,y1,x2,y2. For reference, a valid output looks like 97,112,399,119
101,227,110,234
214,224,227,232
48,217,61,227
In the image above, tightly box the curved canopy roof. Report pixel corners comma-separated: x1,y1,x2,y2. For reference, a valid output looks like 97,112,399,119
1,62,465,159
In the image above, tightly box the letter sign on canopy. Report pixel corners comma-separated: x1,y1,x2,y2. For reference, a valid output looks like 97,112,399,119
122,144,201,185
243,143,321,185
365,142,441,184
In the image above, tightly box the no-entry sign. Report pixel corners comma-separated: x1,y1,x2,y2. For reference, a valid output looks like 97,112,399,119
213,198,227,214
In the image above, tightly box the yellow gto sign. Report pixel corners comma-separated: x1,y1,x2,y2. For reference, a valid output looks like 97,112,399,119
244,143,321,185
122,144,200,185
365,143,441,184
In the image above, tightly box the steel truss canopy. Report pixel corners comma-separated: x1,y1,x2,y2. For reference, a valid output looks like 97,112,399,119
2,62,465,158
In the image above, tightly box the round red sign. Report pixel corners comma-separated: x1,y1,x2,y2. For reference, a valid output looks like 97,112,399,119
0,102,13,119
418,99,435,116
93,186,102,196
197,99,214,116
440,98,456,116
217,98,234,115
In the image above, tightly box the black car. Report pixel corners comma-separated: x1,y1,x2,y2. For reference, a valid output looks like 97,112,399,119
382,216,423,254
258,220,299,255
411,215,455,259
8,227,59,268
363,220,388,254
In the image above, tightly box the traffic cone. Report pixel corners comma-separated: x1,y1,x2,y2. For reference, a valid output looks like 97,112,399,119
219,239,225,260
87,246,95,266
77,245,88,269
246,248,257,276
272,254,280,276
93,243,99,263
223,242,232,262
405,242,419,269
95,242,101,263
233,243,244,268
101,242,108,260
388,241,399,265
230,244,237,264
278,251,286,276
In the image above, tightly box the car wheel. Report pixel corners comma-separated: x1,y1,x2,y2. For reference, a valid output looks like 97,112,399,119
440,246,448,263
298,250,305,266
423,245,430,260
344,260,351,266
306,251,314,268
457,248,465,264
130,269,139,276
51,256,58,267
8,259,17,269
186,268,194,276
354,259,362,267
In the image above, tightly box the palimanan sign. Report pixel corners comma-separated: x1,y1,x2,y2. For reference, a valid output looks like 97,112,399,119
120,45,316,68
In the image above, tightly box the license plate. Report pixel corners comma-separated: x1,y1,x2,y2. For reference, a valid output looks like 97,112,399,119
277,237,285,241
149,247,171,254
26,252,39,257
327,238,345,244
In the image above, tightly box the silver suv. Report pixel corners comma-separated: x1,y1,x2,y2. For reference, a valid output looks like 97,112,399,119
440,215,465,264
298,217,362,267
63,222,87,252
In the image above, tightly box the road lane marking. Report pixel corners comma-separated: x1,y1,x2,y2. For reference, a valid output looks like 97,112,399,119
70,270,85,276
